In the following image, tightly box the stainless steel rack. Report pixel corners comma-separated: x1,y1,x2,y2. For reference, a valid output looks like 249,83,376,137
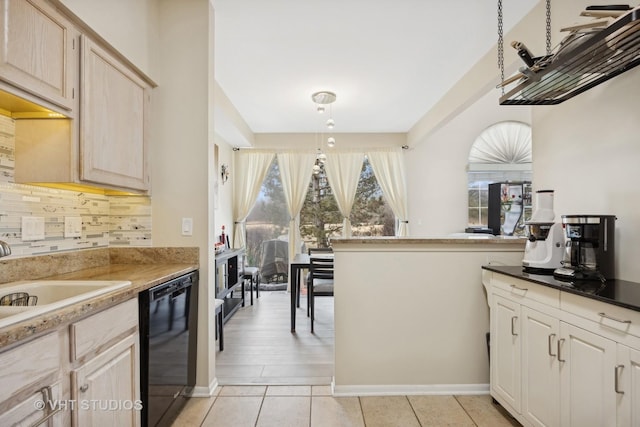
500,9,640,105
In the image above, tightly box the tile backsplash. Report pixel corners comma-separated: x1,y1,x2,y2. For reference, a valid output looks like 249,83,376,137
0,116,152,258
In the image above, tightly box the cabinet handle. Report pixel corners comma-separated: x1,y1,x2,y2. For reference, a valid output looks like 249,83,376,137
598,312,631,324
511,316,518,336
510,284,528,292
80,384,89,393
615,365,624,394
32,386,62,426
548,333,556,357
557,338,566,362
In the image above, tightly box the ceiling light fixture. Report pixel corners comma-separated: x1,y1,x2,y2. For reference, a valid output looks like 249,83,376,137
311,91,337,148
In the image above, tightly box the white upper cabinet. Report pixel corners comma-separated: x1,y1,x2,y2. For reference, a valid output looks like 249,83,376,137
79,36,151,192
0,0,77,111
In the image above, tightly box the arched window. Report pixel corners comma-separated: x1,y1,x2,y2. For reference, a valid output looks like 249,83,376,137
467,121,532,227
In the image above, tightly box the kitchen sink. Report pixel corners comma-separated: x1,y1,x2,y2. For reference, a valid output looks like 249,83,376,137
0,280,131,328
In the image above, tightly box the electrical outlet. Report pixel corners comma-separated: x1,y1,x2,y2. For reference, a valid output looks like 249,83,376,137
64,217,82,238
21,216,45,241
182,218,193,236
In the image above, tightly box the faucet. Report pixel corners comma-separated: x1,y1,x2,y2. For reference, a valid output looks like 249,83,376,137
0,240,11,258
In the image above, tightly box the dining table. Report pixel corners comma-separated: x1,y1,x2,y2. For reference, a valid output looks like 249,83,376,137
289,252,333,332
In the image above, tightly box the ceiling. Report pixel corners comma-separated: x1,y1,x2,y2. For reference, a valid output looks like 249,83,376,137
213,0,539,141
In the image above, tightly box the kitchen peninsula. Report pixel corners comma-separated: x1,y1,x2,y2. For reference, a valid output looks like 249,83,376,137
330,236,525,396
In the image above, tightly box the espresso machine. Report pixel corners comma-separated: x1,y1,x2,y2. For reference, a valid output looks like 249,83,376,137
553,215,616,282
522,190,564,274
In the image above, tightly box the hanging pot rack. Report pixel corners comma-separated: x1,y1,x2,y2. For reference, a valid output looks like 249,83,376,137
499,6,640,105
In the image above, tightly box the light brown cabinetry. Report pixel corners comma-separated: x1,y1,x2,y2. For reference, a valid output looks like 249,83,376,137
0,0,77,112
78,36,150,191
71,334,140,427
69,298,140,426
6,0,155,193
0,298,140,424
0,331,68,425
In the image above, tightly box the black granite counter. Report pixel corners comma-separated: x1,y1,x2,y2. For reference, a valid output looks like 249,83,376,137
483,265,640,312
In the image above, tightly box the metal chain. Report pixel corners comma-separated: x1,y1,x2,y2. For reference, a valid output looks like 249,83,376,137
546,0,552,55
497,0,504,95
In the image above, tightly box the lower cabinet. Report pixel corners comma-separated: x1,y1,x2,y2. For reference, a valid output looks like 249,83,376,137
491,295,522,412
71,333,140,427
0,330,69,426
616,344,640,427
0,382,66,426
486,271,640,427
0,298,140,424
69,298,140,426
559,322,617,427
522,306,560,427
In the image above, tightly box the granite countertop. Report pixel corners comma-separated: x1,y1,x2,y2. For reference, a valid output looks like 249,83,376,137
331,236,527,245
483,265,640,312
0,247,199,350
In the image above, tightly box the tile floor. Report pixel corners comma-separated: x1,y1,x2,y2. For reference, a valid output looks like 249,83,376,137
173,288,520,426
172,385,521,427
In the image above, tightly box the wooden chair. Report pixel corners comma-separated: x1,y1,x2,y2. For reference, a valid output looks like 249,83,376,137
301,247,333,309
308,256,334,333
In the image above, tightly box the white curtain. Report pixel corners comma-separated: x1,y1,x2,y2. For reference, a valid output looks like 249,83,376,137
232,151,275,249
324,151,364,237
277,152,317,265
367,147,410,236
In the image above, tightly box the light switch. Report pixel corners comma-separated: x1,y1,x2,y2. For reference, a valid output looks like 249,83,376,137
64,216,83,238
182,218,193,236
21,216,45,241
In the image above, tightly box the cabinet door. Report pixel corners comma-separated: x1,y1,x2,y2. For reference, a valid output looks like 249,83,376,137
71,333,140,427
0,0,76,110
522,306,560,427
617,344,640,427
491,295,521,412
80,36,150,191
559,322,617,427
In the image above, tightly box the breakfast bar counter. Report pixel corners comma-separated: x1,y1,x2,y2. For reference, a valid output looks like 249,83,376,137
329,236,525,396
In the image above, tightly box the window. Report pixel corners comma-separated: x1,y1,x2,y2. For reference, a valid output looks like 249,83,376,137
245,155,394,282
245,158,288,283
467,121,532,227
300,157,394,249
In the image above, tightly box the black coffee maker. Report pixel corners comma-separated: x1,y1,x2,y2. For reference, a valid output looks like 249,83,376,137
553,215,616,282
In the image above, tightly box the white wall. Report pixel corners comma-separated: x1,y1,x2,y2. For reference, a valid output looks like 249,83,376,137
58,0,155,75
333,241,525,394
151,0,218,393
405,89,530,236
214,135,235,244
532,70,640,282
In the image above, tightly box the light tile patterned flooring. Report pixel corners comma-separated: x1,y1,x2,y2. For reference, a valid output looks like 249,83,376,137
173,385,520,427
172,290,521,426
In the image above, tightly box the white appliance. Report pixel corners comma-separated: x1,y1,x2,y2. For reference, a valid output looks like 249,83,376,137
522,190,565,274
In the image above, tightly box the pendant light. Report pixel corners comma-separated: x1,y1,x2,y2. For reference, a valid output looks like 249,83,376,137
311,91,337,148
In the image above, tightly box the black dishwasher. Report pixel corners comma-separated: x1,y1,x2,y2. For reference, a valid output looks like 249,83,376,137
139,271,198,427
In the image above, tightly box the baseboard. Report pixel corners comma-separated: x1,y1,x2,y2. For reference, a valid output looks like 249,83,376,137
190,378,220,397
331,378,489,397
